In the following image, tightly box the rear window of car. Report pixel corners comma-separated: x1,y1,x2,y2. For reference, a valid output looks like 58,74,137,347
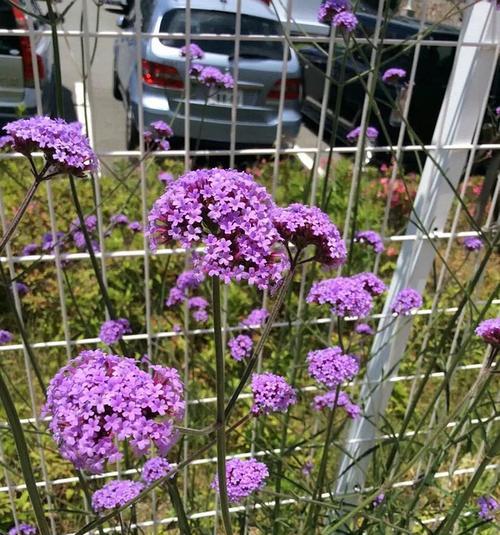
0,0,20,55
160,9,287,61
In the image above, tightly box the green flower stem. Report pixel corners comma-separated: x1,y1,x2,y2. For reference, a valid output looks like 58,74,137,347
303,386,341,533
224,266,297,420
0,370,51,535
212,276,233,535
166,478,192,535
0,179,40,255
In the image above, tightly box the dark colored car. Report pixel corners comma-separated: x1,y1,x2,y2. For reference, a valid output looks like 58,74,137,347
300,3,467,154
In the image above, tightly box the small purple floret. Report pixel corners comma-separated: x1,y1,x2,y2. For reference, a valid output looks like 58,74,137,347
241,308,269,328
333,11,358,31
382,68,406,84
228,334,253,361
355,323,373,335
0,330,13,344
251,373,297,415
211,458,269,503
312,390,360,418
475,318,500,347
347,126,379,143
355,230,384,253
110,213,129,225
390,288,422,316
307,347,360,388
99,318,131,345
180,43,204,59
22,243,39,256
372,493,385,507
318,0,350,23
92,480,144,512
141,457,172,485
463,236,483,251
477,495,498,521
8,524,37,535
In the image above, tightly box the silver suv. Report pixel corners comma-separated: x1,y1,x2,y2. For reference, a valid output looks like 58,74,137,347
110,0,302,149
0,0,54,124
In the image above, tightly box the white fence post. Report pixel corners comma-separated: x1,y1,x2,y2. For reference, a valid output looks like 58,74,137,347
335,0,500,495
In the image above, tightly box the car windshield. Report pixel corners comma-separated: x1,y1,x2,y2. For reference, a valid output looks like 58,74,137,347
160,9,286,60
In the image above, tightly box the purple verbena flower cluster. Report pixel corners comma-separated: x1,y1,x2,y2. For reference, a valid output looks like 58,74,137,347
70,214,98,251
180,43,205,59
477,495,498,520
148,168,288,289
475,318,500,347
355,322,373,335
99,318,131,345
144,120,173,151
188,296,209,323
463,236,483,251
166,270,204,307
22,243,39,255
273,203,346,267
191,65,234,89
212,458,269,503
2,116,97,176
43,349,185,472
251,373,297,415
128,221,142,232
91,480,144,512
390,288,422,316
110,213,129,225
372,492,385,508
228,334,253,361
8,524,37,535
241,308,269,328
158,171,174,184
42,231,65,251
307,347,360,388
312,390,360,418
307,273,385,318
318,0,358,32
0,329,13,344
382,68,407,84
14,282,29,297
141,457,172,485
347,126,379,143
355,230,384,253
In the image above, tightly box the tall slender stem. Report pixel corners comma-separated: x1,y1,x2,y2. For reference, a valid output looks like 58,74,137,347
0,180,39,255
212,276,233,535
166,479,192,535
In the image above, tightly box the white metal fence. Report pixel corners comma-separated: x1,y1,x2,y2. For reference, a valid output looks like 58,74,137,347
0,0,498,533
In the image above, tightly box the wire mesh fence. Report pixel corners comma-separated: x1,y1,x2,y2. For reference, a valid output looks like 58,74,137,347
0,0,498,533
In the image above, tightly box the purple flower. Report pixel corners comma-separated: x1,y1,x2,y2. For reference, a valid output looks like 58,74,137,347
2,116,97,177
302,460,314,477
172,323,182,333
273,203,346,267
14,282,29,297
166,270,204,307
128,221,142,232
307,276,375,318
355,323,373,335
196,66,234,89
333,11,358,31
148,168,288,289
70,214,97,235
318,0,350,23
141,457,172,485
22,243,39,256
158,171,174,184
477,495,498,521
390,288,422,316
0,330,13,344
110,213,129,225
211,458,269,503
228,334,253,361
92,480,144,512
99,318,131,345
189,63,204,77
188,296,209,323
180,43,204,59
475,318,500,347
347,126,379,143
312,390,360,418
463,236,483,251
43,349,185,473
307,347,360,388
241,308,269,328
0,135,13,150
372,493,385,507
8,524,37,535
144,121,173,151
41,231,65,251
355,230,384,254
496,106,500,116
251,373,297,415
353,272,386,296
382,68,407,84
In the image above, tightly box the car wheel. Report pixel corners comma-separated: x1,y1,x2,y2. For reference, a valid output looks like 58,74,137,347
113,70,122,101
125,101,139,150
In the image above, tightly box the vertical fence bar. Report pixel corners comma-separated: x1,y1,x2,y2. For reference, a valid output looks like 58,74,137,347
336,0,500,496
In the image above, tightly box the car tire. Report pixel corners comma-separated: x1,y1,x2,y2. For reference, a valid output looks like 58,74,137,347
126,100,139,150
113,70,122,101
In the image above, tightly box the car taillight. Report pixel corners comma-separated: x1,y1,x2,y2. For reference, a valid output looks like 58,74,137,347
12,4,45,86
142,60,184,90
266,78,301,102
